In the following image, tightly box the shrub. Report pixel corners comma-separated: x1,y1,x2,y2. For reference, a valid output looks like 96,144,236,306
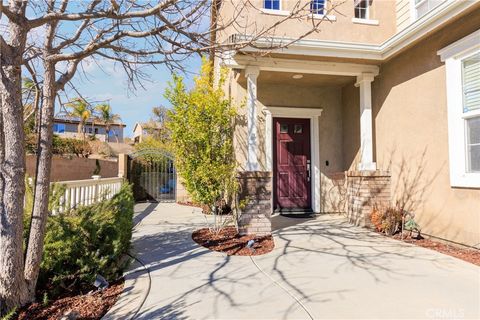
27,135,91,157
53,136,91,157
166,59,237,214
370,206,403,236
36,183,134,297
88,140,113,157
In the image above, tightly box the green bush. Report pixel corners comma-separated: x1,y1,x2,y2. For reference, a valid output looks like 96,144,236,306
25,134,91,157
37,183,134,296
166,59,237,212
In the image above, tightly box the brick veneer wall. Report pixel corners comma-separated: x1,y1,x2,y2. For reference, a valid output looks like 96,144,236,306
237,171,272,236
346,171,391,227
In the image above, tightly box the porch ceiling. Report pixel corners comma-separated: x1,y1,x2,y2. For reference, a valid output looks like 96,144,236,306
237,70,355,87
258,71,355,87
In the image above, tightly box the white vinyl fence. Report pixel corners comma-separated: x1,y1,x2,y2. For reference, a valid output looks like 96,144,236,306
52,177,123,214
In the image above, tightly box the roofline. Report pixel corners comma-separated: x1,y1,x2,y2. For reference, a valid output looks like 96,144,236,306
228,0,478,62
54,118,126,127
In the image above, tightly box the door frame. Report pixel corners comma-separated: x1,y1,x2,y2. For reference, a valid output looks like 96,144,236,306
272,117,312,212
263,106,323,213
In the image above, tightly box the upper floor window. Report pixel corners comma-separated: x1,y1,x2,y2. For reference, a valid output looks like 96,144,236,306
264,0,280,10
354,0,369,19
310,0,325,15
414,0,442,19
53,123,65,133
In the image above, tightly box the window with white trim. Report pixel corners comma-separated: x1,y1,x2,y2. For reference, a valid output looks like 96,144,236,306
354,0,369,19
414,0,442,20
310,0,325,15
439,30,480,188
264,0,280,10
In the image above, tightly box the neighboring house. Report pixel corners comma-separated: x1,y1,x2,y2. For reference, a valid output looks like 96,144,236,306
132,122,162,143
53,116,126,142
218,1,480,247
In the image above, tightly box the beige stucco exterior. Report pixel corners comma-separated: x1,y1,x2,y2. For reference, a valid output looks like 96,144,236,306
371,8,480,247
220,1,480,246
218,0,396,44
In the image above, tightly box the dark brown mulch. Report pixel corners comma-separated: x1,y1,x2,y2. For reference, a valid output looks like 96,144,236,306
393,234,480,266
16,279,124,320
192,227,274,256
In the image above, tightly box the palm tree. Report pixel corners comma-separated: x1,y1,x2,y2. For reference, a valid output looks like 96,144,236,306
66,98,91,141
95,103,121,142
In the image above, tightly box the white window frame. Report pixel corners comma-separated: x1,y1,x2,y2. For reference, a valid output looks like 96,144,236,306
261,0,287,15
412,0,443,20
263,106,323,213
438,29,480,188
354,0,369,20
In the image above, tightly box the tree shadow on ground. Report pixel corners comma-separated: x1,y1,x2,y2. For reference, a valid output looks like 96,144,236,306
129,205,458,320
260,214,455,312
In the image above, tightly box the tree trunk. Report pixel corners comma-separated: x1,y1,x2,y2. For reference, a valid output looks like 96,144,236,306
23,61,56,300
0,10,29,313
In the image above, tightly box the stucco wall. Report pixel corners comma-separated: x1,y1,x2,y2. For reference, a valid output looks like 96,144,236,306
26,155,118,182
218,0,396,45
370,10,480,246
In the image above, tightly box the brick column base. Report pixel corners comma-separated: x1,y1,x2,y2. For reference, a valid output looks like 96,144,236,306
346,170,391,227
237,171,272,236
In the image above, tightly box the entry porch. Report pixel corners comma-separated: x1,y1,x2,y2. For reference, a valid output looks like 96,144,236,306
222,54,391,234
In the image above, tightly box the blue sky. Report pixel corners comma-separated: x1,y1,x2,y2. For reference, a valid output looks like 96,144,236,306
68,56,202,137
0,3,206,139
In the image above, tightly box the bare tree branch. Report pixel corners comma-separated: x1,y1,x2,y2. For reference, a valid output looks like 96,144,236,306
28,0,177,29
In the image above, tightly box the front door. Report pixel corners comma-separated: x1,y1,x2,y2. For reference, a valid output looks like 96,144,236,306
273,118,311,212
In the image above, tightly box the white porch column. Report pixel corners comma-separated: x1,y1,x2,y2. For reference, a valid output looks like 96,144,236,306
264,108,273,171
355,73,376,171
245,66,260,171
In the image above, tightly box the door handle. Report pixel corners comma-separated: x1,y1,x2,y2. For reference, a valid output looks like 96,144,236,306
306,160,311,182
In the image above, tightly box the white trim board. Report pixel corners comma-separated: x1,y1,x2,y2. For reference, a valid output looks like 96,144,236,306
263,106,323,213
224,55,379,77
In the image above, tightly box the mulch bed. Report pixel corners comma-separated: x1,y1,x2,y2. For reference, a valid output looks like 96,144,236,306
192,226,274,256
392,234,480,266
16,279,124,320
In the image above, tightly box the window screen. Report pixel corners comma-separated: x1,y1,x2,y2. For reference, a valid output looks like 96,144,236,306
264,0,280,10
462,52,480,113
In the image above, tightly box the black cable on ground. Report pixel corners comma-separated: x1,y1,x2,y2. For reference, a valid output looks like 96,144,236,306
125,252,152,320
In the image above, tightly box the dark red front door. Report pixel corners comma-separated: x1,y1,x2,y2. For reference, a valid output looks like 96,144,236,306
273,118,311,211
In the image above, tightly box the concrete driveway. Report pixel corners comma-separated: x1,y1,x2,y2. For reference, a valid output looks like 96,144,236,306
105,203,480,320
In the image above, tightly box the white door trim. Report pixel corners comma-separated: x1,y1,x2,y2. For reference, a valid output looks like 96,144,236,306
263,106,323,213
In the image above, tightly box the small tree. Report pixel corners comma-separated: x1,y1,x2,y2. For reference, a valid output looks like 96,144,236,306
95,103,121,143
65,98,91,141
167,59,237,218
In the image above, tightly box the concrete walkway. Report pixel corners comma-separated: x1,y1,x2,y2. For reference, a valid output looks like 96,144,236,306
105,203,480,320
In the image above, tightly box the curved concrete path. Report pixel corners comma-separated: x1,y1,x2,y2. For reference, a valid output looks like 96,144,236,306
105,203,480,320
